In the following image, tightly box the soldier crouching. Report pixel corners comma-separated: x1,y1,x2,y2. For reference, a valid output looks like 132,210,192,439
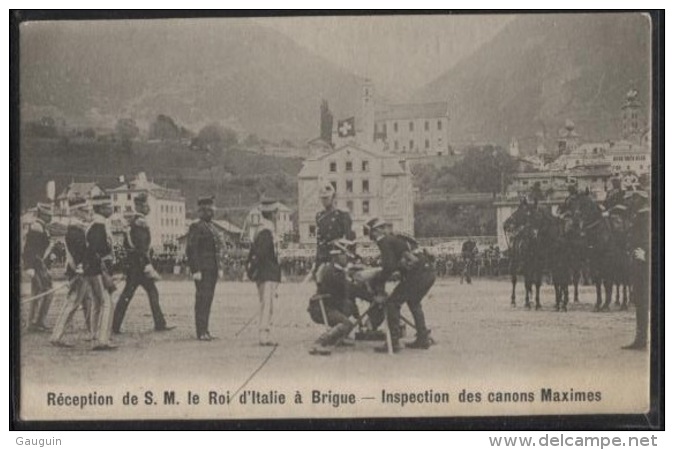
366,218,436,353
307,247,360,356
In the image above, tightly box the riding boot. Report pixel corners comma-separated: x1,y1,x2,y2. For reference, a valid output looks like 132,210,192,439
405,329,431,349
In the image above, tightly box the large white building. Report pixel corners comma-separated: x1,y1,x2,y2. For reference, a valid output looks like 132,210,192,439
297,144,414,245
332,80,451,156
108,172,186,250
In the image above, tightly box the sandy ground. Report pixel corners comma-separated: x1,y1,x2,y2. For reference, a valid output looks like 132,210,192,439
18,278,650,420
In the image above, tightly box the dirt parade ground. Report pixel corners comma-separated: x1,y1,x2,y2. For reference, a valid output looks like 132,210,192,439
19,278,650,420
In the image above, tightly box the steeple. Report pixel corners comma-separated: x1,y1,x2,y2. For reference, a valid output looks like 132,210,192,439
621,87,642,143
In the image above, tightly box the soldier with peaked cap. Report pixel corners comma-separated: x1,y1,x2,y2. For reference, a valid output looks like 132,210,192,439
623,190,650,350
50,197,93,347
113,193,174,334
23,202,55,332
314,182,354,274
366,217,436,353
85,194,117,351
186,196,221,341
246,197,282,346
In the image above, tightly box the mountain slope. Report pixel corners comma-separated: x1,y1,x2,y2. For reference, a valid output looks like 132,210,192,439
413,13,652,147
20,19,363,140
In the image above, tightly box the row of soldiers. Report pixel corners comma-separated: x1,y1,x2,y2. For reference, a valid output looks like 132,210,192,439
23,193,174,350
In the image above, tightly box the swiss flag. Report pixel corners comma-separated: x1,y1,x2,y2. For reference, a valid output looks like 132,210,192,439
337,117,356,137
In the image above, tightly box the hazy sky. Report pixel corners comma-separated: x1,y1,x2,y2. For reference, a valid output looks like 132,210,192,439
256,14,514,102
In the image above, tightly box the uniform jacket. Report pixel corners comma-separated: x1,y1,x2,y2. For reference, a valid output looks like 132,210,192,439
65,218,87,280
315,208,354,265
186,220,220,274
123,213,152,271
23,219,50,270
375,233,425,282
84,214,114,276
247,220,281,283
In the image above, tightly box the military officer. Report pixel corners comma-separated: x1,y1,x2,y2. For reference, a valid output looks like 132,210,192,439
623,190,650,350
85,194,117,351
314,183,354,273
23,202,55,332
112,193,174,334
366,218,436,353
604,177,625,212
186,196,221,341
50,197,93,346
560,179,580,214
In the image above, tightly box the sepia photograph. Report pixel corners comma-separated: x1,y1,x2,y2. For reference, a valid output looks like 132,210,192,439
13,11,660,425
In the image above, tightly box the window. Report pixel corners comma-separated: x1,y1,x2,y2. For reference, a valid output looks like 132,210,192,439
113,194,118,201
127,193,132,201
346,200,354,212
409,122,414,132
425,121,429,131
382,124,387,135
409,140,414,150
309,225,316,238
125,205,133,212
438,120,443,131
425,139,430,149
394,122,398,133
346,180,353,193
346,161,353,172
114,206,121,213
362,200,370,215
522,181,529,186
362,160,369,172
394,141,399,151
329,161,337,172
330,181,337,193
362,179,370,194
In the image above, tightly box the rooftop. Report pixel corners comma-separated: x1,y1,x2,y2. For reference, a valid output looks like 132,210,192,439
375,102,449,121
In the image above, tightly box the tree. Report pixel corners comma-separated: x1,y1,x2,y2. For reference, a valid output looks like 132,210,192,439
115,118,140,141
149,114,179,141
450,145,517,195
193,123,238,153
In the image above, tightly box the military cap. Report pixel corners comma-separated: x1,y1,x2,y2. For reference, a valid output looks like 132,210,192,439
68,196,89,209
197,196,215,207
318,183,336,198
134,192,148,205
364,217,389,232
91,194,112,207
259,196,279,212
37,202,53,215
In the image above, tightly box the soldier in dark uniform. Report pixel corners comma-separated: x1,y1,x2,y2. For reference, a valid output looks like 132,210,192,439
85,194,117,351
314,183,354,273
604,177,625,212
367,218,436,352
50,197,93,346
461,238,478,284
112,193,174,334
23,202,54,332
622,190,650,350
186,196,221,341
560,179,580,215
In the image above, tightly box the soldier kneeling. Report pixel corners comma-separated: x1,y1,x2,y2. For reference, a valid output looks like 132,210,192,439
307,247,361,356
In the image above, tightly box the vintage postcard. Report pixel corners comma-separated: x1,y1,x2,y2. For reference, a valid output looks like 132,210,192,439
15,12,658,423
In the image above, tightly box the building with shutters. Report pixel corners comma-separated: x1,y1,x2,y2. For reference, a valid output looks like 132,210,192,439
297,143,414,245
108,172,186,250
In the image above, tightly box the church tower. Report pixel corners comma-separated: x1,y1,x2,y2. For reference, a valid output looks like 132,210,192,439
621,88,642,143
359,79,375,149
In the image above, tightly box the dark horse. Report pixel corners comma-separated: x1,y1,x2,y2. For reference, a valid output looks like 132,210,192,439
570,195,626,312
504,201,556,310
